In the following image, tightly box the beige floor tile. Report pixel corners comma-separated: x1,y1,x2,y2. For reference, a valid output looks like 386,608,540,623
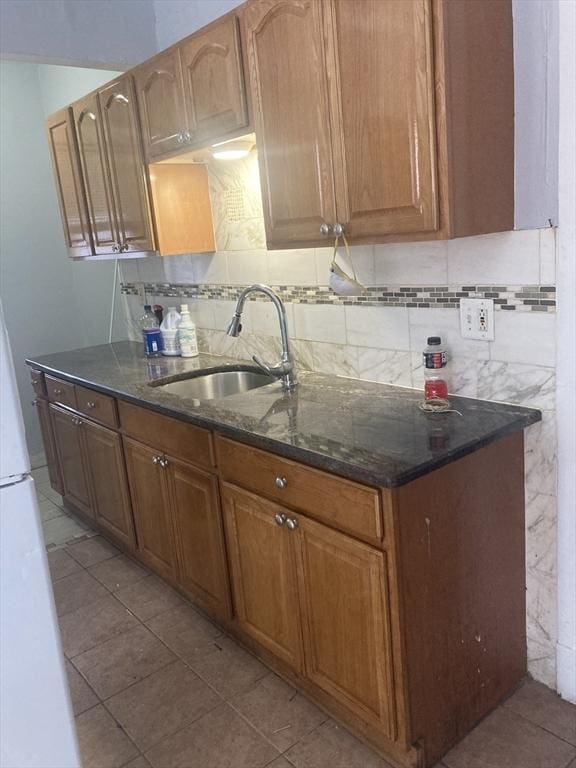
503,679,576,746
105,660,221,752
60,595,140,658
73,624,176,700
36,483,63,505
145,702,280,768
47,548,83,581
121,756,152,768
230,673,327,751
89,555,149,592
76,704,138,768
42,513,88,547
52,569,109,617
67,535,120,568
265,758,294,768
443,707,576,768
284,719,394,768
145,604,222,665
38,498,65,522
65,660,99,716
32,466,50,484
188,635,268,700
115,576,184,622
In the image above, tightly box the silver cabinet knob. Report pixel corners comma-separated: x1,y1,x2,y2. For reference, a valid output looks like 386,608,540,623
152,455,160,465
177,131,184,144
86,401,96,409
319,223,332,236
274,513,286,527
183,130,191,143
112,244,120,253
31,399,37,407
53,388,62,395
120,242,129,253
159,457,169,468
285,517,298,531
72,417,82,426
275,476,288,489
333,223,345,236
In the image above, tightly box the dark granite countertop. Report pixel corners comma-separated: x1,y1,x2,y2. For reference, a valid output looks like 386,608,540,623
26,341,540,488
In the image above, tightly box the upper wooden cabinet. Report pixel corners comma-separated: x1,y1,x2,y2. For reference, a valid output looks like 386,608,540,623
243,0,514,247
133,48,188,161
179,15,249,149
134,14,251,161
45,108,93,257
98,77,156,254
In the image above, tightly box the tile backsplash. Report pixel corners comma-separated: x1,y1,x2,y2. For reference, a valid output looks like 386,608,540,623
118,152,558,689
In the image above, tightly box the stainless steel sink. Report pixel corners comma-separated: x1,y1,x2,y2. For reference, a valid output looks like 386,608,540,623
153,368,276,400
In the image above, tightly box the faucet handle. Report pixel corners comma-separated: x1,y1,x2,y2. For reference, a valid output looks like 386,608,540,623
252,355,273,375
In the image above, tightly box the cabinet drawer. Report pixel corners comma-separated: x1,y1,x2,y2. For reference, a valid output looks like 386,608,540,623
118,400,215,470
75,385,118,428
30,369,46,398
216,437,382,543
45,375,77,409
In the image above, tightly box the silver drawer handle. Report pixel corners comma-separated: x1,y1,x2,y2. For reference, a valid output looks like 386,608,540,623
86,401,96,409
285,517,298,532
274,513,286,527
275,476,287,490
31,399,37,407
72,417,82,426
159,457,169,468
152,455,161,465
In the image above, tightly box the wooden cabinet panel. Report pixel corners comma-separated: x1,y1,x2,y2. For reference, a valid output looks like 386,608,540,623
296,515,396,737
72,94,118,255
222,483,304,671
45,108,93,257
99,77,155,254
36,397,63,495
45,375,77,410
180,15,249,147
243,0,337,245
75,385,118,428
50,405,92,517
119,401,215,471
30,369,46,398
217,436,382,544
327,0,438,237
83,420,135,550
168,458,230,618
123,437,177,579
134,49,188,160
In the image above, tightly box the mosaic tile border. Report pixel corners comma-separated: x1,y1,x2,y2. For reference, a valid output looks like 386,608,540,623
121,282,556,312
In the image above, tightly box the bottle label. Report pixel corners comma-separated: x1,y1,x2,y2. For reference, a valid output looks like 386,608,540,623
423,351,446,369
143,329,164,357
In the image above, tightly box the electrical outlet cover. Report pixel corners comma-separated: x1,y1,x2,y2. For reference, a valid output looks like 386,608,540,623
460,298,495,341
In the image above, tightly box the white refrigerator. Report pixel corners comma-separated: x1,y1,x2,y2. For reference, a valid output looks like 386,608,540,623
0,304,80,768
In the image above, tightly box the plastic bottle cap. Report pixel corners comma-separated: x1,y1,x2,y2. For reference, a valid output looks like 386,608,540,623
144,304,152,311
180,304,189,313
427,336,441,345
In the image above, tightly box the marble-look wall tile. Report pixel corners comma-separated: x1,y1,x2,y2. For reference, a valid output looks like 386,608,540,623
447,229,540,285
267,249,317,285
227,249,268,285
539,228,556,285
357,348,412,387
243,299,295,339
293,304,346,345
524,414,557,497
411,352,478,398
136,255,166,284
477,361,555,409
491,311,556,367
374,240,449,285
345,306,410,350
526,569,558,689
526,491,558,580
408,307,490,360
309,341,359,378
290,338,315,371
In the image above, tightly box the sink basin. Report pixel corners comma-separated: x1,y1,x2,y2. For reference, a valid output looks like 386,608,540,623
153,368,276,400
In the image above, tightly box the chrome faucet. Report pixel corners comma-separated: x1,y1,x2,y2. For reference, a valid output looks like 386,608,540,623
227,284,297,391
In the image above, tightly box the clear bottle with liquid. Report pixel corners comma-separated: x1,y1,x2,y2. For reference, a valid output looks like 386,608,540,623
423,336,448,401
139,305,164,357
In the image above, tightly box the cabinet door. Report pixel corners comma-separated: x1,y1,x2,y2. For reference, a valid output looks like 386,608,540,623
72,94,118,255
50,405,92,518
296,515,396,738
83,420,135,550
222,483,303,671
35,397,63,495
243,0,337,245
123,437,177,580
180,15,249,147
167,458,231,619
45,108,93,257
326,0,438,237
99,77,156,254
134,49,188,160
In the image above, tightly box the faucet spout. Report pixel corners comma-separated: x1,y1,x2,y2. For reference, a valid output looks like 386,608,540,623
227,284,297,391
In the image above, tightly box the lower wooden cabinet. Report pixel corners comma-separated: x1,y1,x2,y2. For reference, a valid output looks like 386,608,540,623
222,483,304,671
123,438,178,580
82,419,135,550
50,405,92,518
221,482,395,735
35,397,63,495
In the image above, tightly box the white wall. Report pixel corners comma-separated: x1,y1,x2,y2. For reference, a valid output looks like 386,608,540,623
0,0,156,69
0,62,127,463
153,0,241,50
555,0,576,704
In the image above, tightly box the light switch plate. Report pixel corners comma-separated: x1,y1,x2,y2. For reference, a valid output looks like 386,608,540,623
460,298,495,340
